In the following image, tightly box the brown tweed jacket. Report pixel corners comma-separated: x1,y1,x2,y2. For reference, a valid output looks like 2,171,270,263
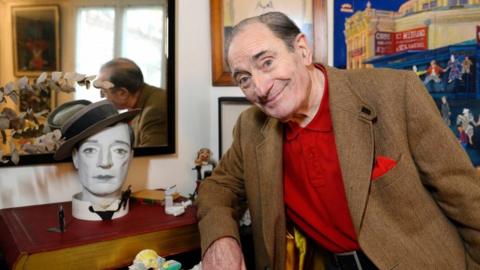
197,66,480,270
131,83,167,147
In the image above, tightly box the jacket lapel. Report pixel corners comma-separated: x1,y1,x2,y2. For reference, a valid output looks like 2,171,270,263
256,117,285,262
326,67,376,234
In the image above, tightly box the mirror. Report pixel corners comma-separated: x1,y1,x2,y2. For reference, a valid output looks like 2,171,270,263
0,0,175,166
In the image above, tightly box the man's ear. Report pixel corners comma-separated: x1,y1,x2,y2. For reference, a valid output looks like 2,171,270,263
72,148,79,170
118,87,130,98
294,33,313,65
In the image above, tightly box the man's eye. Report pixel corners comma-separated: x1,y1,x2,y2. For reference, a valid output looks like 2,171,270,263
113,148,128,155
263,59,273,68
82,147,96,154
238,76,251,87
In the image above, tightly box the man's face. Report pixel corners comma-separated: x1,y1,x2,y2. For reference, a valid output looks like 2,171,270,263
227,23,312,122
73,123,133,199
199,149,210,162
97,69,128,109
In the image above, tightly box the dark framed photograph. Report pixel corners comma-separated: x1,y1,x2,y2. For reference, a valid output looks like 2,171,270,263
218,97,251,158
12,5,60,77
210,0,327,86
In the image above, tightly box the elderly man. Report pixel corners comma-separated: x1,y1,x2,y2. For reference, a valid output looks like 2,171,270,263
197,12,480,270
93,58,167,147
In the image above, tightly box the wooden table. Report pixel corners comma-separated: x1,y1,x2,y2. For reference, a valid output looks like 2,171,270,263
0,200,199,270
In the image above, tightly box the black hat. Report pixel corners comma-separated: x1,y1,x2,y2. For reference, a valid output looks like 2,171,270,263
47,99,92,131
54,100,140,160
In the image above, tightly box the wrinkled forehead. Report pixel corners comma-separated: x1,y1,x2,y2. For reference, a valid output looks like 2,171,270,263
227,23,278,66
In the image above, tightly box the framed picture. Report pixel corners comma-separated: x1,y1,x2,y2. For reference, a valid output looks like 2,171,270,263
332,1,405,69
12,5,60,77
211,0,327,86
332,1,480,166
218,97,251,158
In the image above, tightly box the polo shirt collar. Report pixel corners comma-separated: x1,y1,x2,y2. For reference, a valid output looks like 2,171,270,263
286,64,331,141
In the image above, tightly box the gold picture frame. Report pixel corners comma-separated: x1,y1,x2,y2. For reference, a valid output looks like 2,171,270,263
210,0,327,86
12,5,61,77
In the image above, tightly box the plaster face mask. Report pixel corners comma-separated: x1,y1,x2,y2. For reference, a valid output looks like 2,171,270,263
72,123,133,205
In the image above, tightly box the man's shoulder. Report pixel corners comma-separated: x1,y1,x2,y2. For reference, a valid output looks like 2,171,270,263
140,84,166,105
143,84,166,96
327,66,416,96
237,105,280,134
332,66,412,81
240,105,267,122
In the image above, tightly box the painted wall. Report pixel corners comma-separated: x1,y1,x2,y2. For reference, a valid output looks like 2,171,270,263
0,0,336,209
0,0,243,209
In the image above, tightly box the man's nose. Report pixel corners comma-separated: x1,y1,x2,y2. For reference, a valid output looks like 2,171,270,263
97,148,113,169
252,74,273,100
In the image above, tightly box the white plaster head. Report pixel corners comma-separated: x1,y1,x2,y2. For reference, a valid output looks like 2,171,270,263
72,123,133,205
54,100,139,220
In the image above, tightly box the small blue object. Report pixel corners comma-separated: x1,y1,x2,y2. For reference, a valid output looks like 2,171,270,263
160,260,182,270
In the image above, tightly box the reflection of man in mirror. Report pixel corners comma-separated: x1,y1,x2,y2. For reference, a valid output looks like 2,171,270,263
93,58,167,147
54,100,139,221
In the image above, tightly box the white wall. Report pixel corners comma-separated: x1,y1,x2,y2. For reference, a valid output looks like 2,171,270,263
0,0,244,209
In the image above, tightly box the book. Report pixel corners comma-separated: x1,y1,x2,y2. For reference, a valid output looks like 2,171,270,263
0,200,199,270
130,189,181,205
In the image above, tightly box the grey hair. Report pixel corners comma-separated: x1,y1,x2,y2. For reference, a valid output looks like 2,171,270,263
100,58,144,94
225,12,301,60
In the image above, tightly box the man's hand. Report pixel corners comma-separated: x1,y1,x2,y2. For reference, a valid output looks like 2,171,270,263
202,237,247,270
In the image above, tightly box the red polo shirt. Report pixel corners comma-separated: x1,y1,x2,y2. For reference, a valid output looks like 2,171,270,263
283,64,359,253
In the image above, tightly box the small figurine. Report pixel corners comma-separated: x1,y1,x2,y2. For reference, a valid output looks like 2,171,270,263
59,205,65,232
456,108,475,145
120,185,133,210
445,54,462,83
129,249,182,270
193,148,217,180
191,148,217,199
462,56,473,75
440,96,451,126
164,185,192,216
423,60,445,86
47,204,66,233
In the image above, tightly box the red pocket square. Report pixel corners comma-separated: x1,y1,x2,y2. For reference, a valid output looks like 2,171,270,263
371,156,397,180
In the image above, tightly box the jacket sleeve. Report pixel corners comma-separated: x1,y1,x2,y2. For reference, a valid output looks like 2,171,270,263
196,112,247,256
404,72,480,266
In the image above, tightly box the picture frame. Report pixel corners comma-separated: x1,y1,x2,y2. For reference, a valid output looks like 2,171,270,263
218,97,251,158
12,5,60,77
210,0,327,86
332,1,480,166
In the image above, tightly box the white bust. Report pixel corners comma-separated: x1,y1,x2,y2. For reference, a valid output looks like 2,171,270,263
73,122,133,207
53,100,139,221
71,122,133,221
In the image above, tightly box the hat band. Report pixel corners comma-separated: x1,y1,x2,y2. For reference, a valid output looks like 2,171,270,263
63,105,119,139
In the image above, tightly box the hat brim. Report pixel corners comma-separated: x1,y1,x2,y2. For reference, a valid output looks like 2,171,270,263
54,109,140,160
